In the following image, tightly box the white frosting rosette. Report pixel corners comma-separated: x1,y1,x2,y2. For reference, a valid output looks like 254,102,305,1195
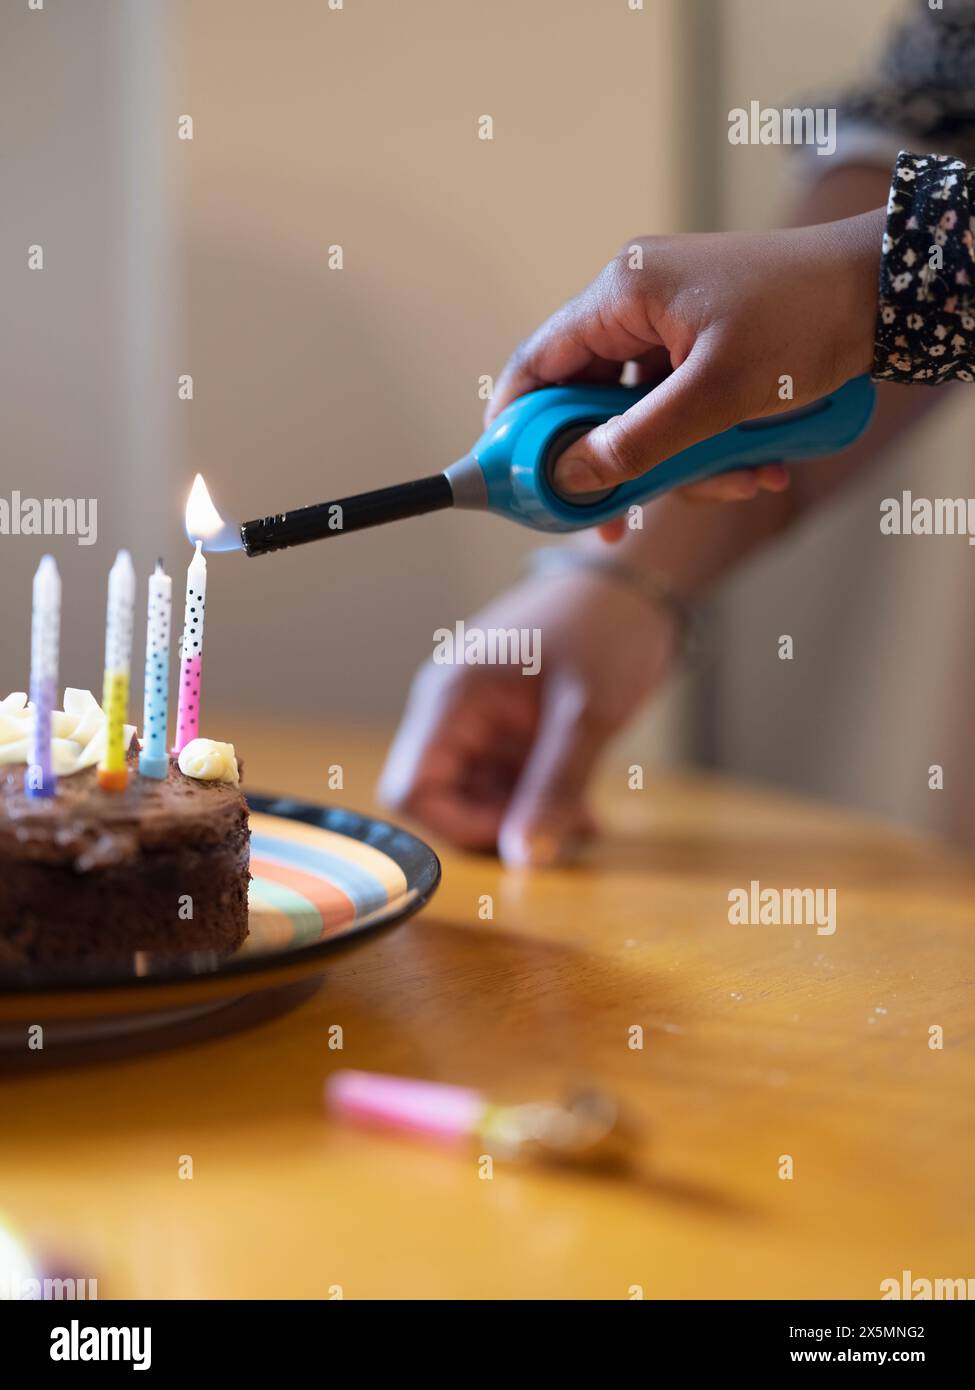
0,688,136,776
176,738,239,785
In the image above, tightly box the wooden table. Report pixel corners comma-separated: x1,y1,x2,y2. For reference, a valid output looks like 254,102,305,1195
3,717,974,1299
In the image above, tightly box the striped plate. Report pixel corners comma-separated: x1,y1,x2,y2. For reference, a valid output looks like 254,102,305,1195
242,795,441,957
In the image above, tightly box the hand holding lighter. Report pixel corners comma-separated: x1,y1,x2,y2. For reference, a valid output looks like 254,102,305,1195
237,375,876,555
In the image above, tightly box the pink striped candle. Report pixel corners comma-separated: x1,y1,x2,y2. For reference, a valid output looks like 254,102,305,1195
173,540,206,753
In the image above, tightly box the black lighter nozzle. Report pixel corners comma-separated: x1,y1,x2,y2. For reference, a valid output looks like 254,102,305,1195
241,473,454,556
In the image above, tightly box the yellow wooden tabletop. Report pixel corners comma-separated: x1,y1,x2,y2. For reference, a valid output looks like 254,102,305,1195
2,716,974,1300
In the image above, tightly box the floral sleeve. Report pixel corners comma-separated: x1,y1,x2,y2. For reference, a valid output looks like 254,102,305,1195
874,151,975,384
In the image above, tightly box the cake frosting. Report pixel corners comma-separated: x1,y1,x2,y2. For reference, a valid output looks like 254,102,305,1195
0,689,238,787
177,738,239,784
0,688,136,776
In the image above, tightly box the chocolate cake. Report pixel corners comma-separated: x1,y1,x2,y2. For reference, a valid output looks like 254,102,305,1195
0,752,250,967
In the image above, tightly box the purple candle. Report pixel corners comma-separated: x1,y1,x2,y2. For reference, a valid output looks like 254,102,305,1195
25,555,61,798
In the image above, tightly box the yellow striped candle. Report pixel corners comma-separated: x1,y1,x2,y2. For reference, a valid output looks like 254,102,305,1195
97,549,136,793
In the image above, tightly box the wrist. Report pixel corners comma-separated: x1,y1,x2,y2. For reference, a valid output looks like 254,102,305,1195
814,208,884,378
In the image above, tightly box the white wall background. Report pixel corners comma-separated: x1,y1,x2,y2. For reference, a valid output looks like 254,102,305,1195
1,0,687,753
173,0,685,727
0,0,178,696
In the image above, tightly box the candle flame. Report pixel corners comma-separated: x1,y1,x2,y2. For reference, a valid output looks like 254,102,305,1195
184,474,242,552
185,474,224,540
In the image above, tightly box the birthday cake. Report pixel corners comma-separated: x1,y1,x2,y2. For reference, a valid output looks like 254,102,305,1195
0,689,250,967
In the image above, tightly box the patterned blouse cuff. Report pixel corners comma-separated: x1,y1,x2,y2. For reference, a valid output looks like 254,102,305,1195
873,151,975,385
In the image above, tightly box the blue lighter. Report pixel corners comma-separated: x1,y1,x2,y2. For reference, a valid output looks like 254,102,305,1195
237,376,876,554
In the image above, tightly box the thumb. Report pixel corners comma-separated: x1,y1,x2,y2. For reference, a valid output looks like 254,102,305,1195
553,341,740,495
498,681,606,868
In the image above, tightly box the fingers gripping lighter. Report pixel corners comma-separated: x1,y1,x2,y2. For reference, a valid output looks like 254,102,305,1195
236,376,876,554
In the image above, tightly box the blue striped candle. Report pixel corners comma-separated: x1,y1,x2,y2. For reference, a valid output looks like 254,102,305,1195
139,559,172,779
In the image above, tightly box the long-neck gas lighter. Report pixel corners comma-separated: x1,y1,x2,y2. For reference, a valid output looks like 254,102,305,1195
211,376,876,555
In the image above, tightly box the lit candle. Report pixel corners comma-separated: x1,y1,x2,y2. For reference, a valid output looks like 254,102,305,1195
25,554,61,798
138,559,172,779
97,549,136,793
173,541,206,753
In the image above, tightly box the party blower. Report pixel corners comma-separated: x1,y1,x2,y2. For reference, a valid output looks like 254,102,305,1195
194,375,877,553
